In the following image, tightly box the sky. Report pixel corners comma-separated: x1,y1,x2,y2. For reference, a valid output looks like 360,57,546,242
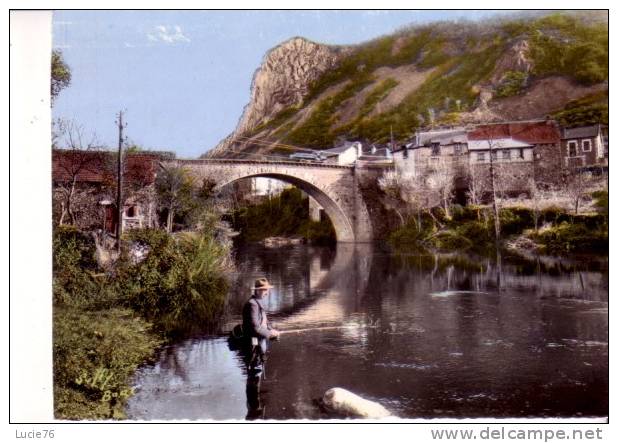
52,10,514,158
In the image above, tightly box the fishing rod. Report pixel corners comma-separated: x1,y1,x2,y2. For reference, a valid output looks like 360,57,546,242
278,325,377,334
221,324,377,338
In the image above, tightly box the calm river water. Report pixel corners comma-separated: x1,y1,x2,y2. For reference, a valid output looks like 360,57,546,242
126,244,608,420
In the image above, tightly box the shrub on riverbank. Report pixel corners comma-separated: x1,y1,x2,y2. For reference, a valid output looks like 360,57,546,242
53,307,161,419
52,226,100,307
530,222,608,254
116,227,232,335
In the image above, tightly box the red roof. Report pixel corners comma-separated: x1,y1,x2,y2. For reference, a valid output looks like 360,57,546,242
52,150,161,185
468,121,560,144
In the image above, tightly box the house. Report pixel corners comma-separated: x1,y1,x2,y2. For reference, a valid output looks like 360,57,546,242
467,138,534,164
357,144,393,163
321,141,363,165
52,149,167,232
250,177,290,197
468,120,562,185
393,127,468,176
561,124,608,171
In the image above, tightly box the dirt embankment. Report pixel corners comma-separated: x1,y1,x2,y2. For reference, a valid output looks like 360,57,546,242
489,76,608,120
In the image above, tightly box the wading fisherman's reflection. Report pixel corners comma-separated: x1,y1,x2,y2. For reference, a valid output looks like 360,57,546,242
231,277,280,419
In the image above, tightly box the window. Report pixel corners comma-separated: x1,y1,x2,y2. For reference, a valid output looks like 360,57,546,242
454,143,462,155
476,152,485,162
519,148,525,159
431,142,440,156
568,141,577,157
582,139,592,152
502,150,511,160
491,150,498,160
126,206,136,217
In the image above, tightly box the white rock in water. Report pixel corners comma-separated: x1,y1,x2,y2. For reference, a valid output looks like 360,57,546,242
322,387,392,419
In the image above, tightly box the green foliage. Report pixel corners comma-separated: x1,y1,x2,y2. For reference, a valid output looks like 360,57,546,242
51,49,71,103
455,221,494,247
286,75,375,147
116,226,230,335
429,230,474,251
552,92,608,127
52,226,100,307
230,188,336,244
531,222,608,254
299,219,336,246
591,190,608,218
387,218,433,251
499,206,535,236
553,103,608,127
528,14,608,85
53,307,162,419
155,166,196,227
495,71,528,97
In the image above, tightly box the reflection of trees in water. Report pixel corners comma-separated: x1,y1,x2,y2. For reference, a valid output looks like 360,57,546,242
358,249,608,373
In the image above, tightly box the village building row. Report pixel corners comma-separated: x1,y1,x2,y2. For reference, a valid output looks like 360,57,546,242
390,120,608,197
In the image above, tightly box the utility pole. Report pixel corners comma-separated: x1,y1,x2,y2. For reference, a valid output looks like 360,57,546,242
390,125,394,153
116,111,127,251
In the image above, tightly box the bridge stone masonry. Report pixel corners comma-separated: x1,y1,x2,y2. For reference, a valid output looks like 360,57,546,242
161,158,388,243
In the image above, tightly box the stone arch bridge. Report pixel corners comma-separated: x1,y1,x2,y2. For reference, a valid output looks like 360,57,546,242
161,159,381,242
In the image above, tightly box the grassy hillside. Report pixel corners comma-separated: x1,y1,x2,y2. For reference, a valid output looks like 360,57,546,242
224,12,607,155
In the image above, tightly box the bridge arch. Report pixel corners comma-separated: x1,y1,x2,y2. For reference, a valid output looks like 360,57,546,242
216,173,355,242
164,159,374,243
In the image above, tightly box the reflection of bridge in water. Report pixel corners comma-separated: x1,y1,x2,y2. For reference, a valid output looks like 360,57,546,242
271,243,373,329
162,158,384,242
224,243,373,331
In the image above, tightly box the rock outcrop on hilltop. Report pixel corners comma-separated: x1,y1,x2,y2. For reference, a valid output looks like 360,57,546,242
207,37,342,157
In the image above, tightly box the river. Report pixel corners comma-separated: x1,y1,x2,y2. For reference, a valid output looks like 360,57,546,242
126,243,608,420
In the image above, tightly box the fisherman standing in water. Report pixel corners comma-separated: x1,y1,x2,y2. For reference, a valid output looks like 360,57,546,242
242,277,280,375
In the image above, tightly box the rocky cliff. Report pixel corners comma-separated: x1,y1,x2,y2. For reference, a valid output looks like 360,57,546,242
205,11,607,158
208,37,343,157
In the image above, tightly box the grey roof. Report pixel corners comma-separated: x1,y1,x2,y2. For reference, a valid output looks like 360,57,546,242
468,138,533,151
323,141,360,154
417,128,468,146
562,125,601,139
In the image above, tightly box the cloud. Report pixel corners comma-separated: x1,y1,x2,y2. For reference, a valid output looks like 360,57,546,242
146,24,190,44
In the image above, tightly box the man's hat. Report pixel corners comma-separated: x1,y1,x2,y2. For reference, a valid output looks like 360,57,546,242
252,277,274,290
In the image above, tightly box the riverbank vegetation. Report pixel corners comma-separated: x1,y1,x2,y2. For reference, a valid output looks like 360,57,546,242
385,190,608,256
229,188,336,245
53,208,233,419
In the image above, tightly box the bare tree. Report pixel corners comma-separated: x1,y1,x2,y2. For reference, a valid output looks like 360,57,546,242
378,168,426,230
564,167,594,215
467,163,489,206
425,159,456,219
471,127,502,244
53,119,104,226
